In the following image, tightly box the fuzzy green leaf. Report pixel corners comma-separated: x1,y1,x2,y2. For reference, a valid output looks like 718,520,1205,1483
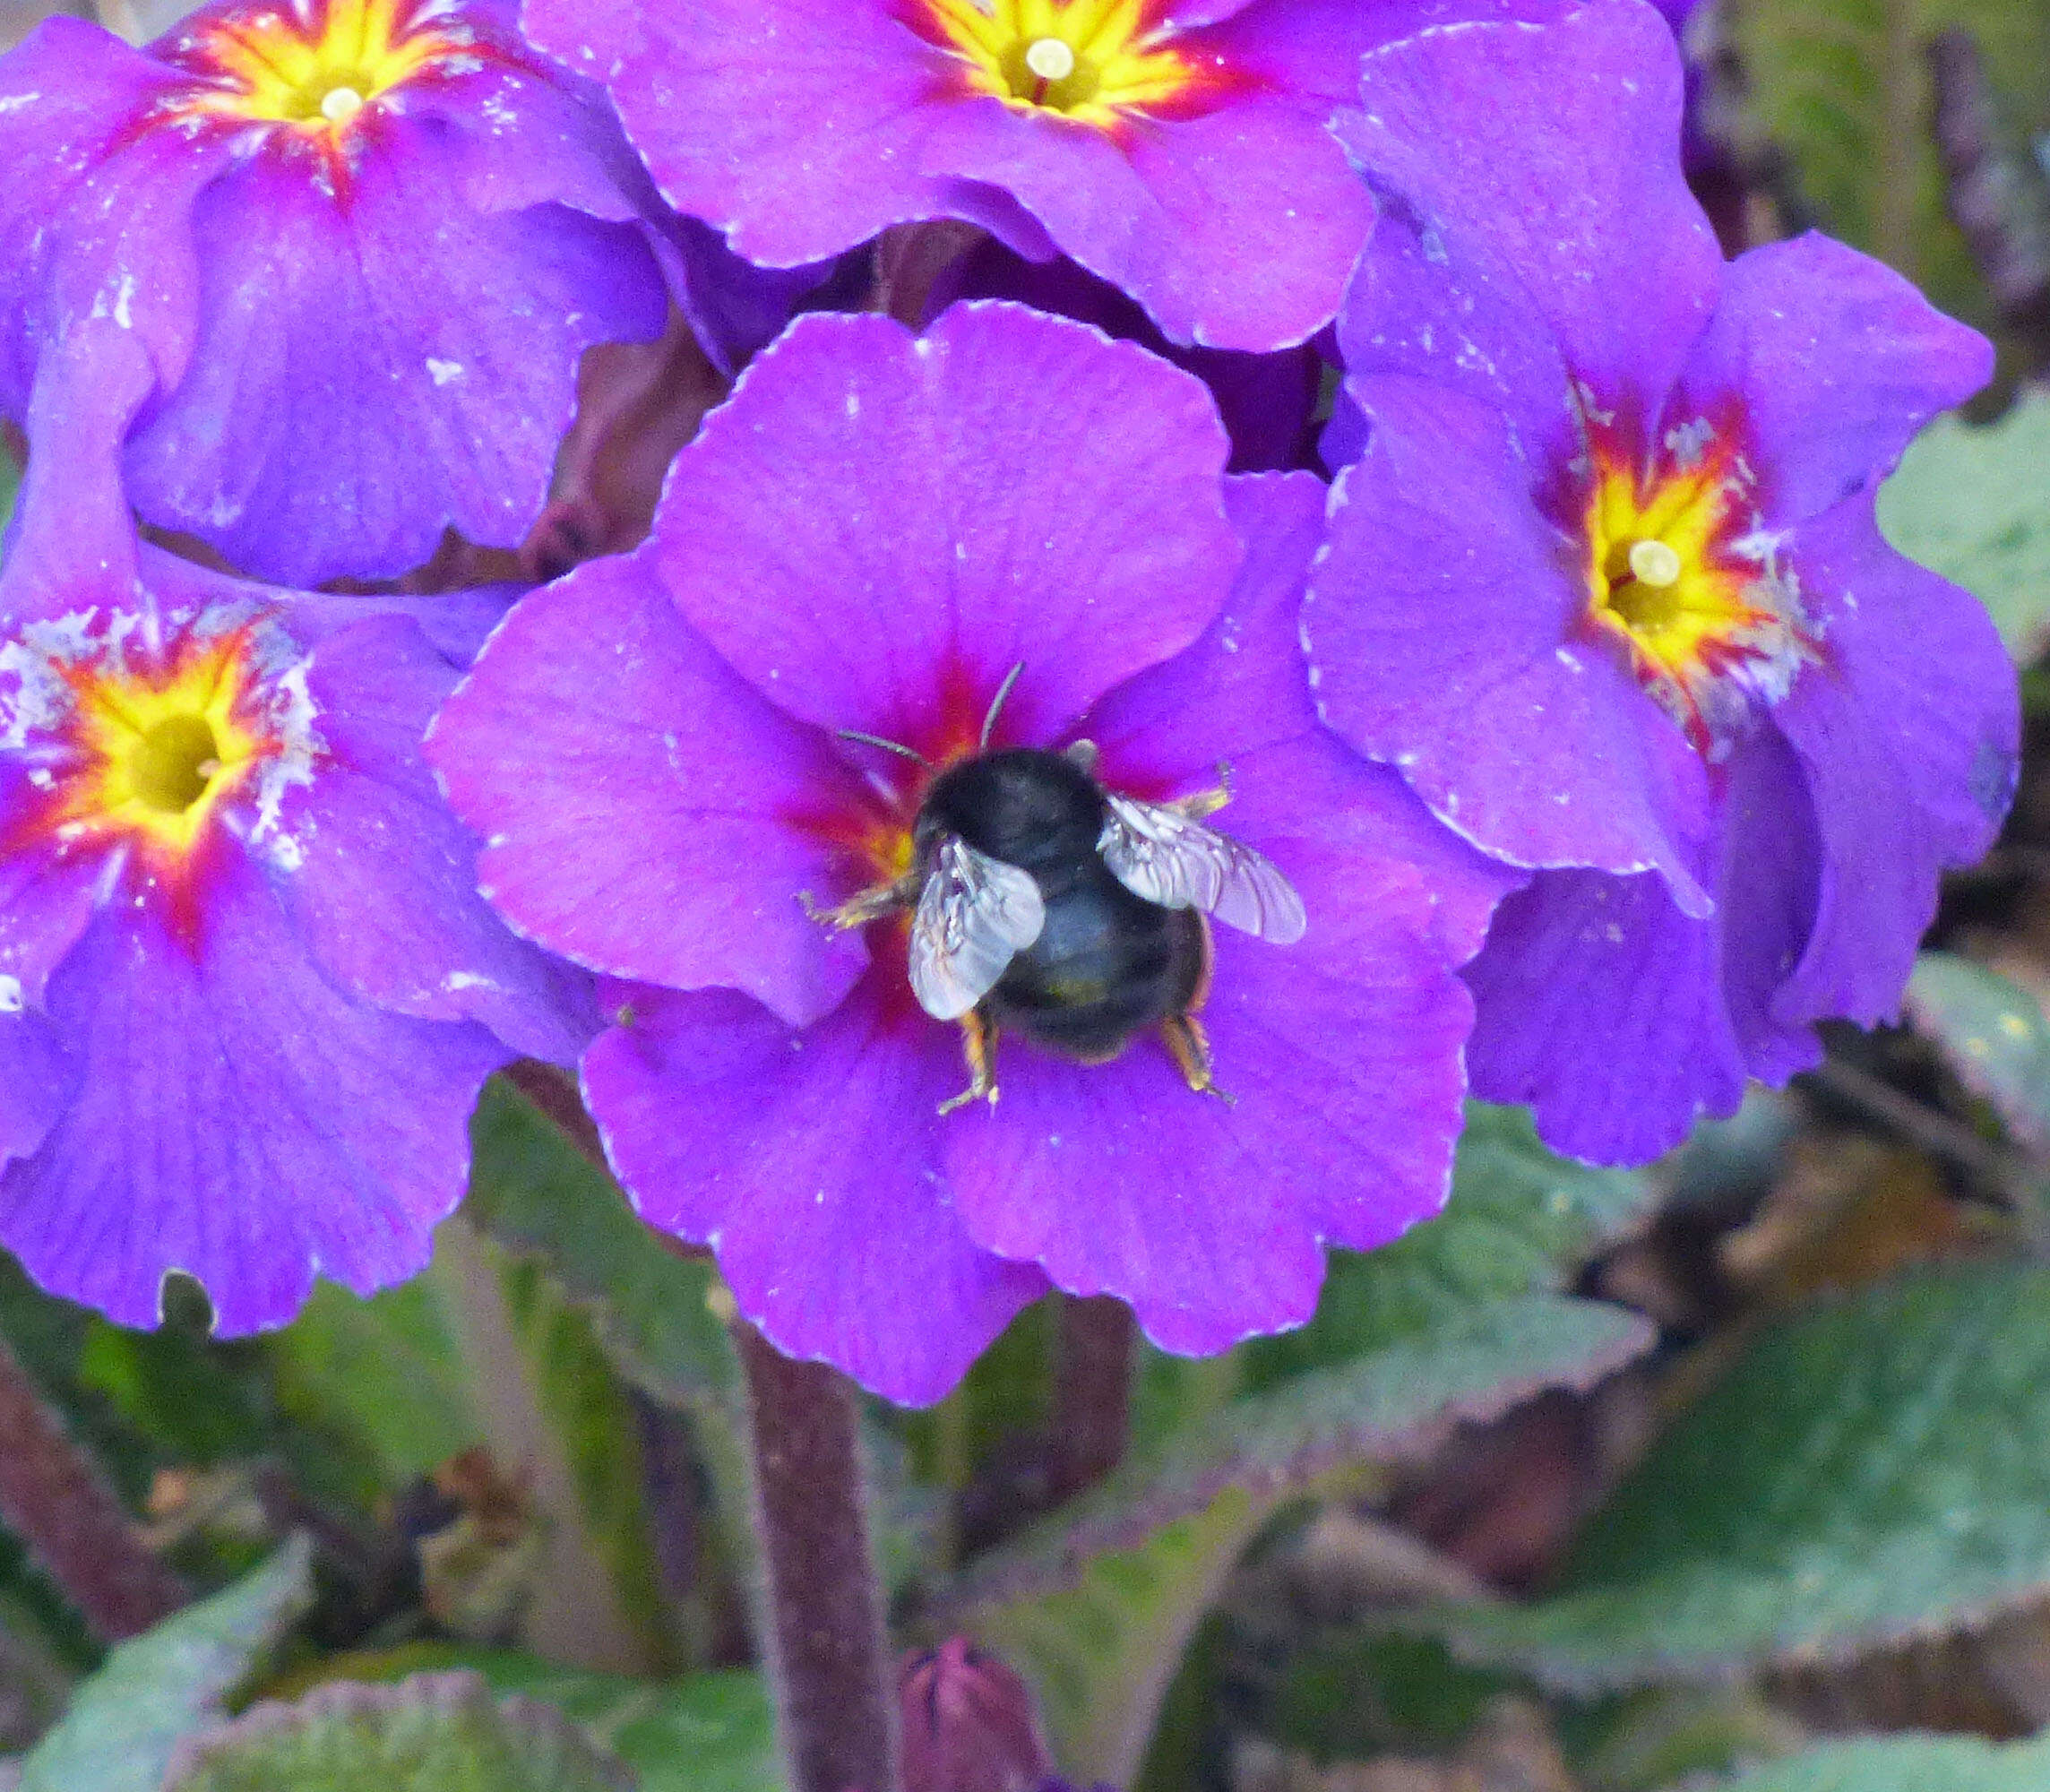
464,1077,738,1409
1247,1102,1654,1383
1880,392,2050,665
306,1650,782,1792
1433,1262,2050,1691
1906,952,2050,1148
1680,1730,2050,1792
19,1538,314,1792
952,1295,1650,1786
163,1672,634,1792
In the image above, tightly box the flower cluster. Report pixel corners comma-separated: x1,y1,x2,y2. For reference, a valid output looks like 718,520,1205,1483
0,0,2014,1399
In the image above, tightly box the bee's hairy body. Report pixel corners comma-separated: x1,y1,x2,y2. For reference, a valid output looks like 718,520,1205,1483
915,748,1210,1062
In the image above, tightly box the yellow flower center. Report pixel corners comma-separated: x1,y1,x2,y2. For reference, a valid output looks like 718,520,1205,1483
166,0,468,134
59,629,274,856
1582,428,1813,752
914,0,1197,127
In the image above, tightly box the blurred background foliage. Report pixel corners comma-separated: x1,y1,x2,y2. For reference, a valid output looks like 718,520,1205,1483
0,0,2047,1788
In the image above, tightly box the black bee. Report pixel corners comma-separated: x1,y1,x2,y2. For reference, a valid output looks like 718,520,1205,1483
811,676,1305,1113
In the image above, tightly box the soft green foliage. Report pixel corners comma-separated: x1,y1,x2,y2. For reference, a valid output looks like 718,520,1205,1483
1683,1729,2050,1791
1880,392,2050,663
1432,1263,2050,1690
334,1651,783,1792
164,1672,635,1792
465,1079,738,1409
1732,0,2050,341
956,1296,1649,1784
20,1539,314,1792
1246,1102,1654,1384
1907,951,2050,1147
271,1277,478,1491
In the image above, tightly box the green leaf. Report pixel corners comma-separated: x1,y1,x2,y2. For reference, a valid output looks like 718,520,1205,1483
1732,0,2050,342
464,1078,737,1411
1246,1102,1654,1385
1432,1262,2050,1691
1679,1729,2050,1792
1879,392,2050,665
271,1277,478,1492
463,1659,780,1792
302,1650,782,1792
1906,952,2050,1149
20,1538,314,1792
163,1672,634,1792
951,1295,1650,1785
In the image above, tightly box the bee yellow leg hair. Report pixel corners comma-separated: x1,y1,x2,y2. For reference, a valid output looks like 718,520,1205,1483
1171,762,1234,820
799,872,920,933
939,1010,1002,1116
1163,1012,1235,1106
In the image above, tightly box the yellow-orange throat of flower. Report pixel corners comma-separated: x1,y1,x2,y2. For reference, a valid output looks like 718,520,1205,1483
168,0,470,133
1582,430,1813,753
52,628,277,857
914,0,1202,127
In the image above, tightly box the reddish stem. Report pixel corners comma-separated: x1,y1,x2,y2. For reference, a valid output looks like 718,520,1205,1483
736,1325,900,1792
1052,1294,1135,1502
0,1331,186,1641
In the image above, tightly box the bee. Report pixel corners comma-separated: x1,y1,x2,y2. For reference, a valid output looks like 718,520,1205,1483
808,673,1305,1114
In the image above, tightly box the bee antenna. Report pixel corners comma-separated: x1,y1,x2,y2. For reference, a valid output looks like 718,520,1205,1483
838,728,930,768
981,662,1024,749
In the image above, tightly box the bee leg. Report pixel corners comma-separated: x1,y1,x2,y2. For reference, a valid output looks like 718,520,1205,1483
799,872,920,933
1163,1012,1235,1107
938,1010,1001,1116
1171,761,1234,821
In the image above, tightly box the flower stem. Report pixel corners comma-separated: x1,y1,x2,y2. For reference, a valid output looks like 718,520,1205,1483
0,1330,185,1641
1052,1294,1135,1502
735,1324,900,1792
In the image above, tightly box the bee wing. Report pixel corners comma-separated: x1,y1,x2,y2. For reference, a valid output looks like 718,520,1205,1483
1099,795,1307,944
907,836,1047,1021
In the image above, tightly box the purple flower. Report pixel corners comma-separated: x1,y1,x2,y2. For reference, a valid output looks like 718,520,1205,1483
430,304,1512,1404
1303,2,2018,1163
924,240,1323,472
0,0,717,587
521,0,1539,353
0,325,589,1331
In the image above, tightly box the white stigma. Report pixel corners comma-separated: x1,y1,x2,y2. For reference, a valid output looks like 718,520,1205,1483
1628,538,1684,590
1024,37,1078,82
320,85,365,124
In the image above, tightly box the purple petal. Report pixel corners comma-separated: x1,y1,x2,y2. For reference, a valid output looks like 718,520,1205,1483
651,305,1239,749
0,19,204,417
1464,723,1822,1163
0,855,507,1333
1305,379,1712,908
1337,3,1719,441
523,0,953,268
943,754,1476,1350
122,144,665,585
427,550,871,1029
582,984,1051,1408
1082,471,1521,960
276,614,595,1064
942,474,1492,1348
1770,500,2018,1029
0,1012,68,1168
919,89,1373,350
1673,233,1994,527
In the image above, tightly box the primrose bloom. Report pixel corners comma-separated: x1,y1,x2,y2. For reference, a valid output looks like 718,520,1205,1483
431,304,1512,1403
0,0,706,586
519,0,1522,353
1304,2,2018,1163
0,335,588,1330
